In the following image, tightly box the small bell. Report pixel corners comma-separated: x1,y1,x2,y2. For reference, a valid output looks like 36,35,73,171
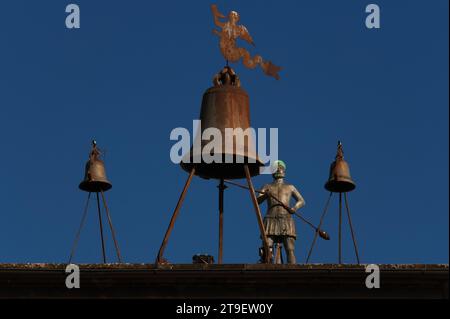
324,141,356,193
79,140,112,193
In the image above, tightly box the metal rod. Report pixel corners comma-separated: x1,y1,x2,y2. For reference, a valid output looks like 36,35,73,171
279,244,284,264
225,179,314,227
244,165,271,263
218,179,226,264
68,192,91,264
224,179,327,235
96,192,107,264
344,193,360,264
339,192,342,264
156,168,196,264
306,192,333,264
100,190,123,263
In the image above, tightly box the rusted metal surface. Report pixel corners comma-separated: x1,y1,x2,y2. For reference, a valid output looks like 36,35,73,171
70,191,122,264
181,67,262,180
156,168,196,264
244,165,271,263
68,193,91,264
101,190,123,263
306,191,361,265
96,192,107,263
79,140,112,193
306,192,333,264
211,5,282,79
325,141,356,193
338,192,342,264
344,192,360,264
0,263,448,299
218,179,226,264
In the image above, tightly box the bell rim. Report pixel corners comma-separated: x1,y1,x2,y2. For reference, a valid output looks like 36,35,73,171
79,180,113,193
324,179,356,193
180,162,262,180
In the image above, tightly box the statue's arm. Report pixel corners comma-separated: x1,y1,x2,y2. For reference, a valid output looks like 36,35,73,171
257,185,269,204
290,185,305,212
239,26,255,46
211,4,225,28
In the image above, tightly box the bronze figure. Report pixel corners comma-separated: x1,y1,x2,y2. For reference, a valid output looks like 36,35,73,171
257,160,305,264
211,4,282,80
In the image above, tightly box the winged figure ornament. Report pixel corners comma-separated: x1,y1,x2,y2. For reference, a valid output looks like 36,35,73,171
211,4,282,80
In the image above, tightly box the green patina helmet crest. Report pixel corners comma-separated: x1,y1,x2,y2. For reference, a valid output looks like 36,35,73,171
272,160,286,171
271,160,286,176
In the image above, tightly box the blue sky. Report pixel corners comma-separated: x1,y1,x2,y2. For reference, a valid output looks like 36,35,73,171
0,0,448,264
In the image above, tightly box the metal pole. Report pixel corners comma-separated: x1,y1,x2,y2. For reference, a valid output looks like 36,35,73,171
224,179,327,236
243,165,271,263
279,244,284,264
338,192,342,264
100,190,123,263
218,179,226,264
68,192,91,264
344,193,360,264
156,168,196,264
96,192,107,264
306,192,333,264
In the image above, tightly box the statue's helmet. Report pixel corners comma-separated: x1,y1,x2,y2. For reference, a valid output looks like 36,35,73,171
229,11,240,23
272,160,286,179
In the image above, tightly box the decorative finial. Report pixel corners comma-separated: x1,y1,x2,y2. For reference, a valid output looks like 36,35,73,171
211,4,282,80
213,66,241,87
336,141,344,160
89,139,101,161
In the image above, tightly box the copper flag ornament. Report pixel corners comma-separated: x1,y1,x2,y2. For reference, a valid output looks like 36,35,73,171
211,4,282,80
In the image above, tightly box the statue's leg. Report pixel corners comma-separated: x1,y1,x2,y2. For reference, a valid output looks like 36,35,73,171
283,237,296,264
260,236,274,263
266,236,274,263
275,241,283,264
259,236,274,263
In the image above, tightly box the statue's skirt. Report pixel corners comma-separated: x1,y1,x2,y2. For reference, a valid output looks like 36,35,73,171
263,216,297,239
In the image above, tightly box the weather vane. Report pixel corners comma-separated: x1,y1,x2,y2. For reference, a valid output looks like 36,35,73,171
211,4,282,80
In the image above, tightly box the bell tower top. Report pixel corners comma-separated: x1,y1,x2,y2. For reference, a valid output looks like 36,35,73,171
213,66,241,87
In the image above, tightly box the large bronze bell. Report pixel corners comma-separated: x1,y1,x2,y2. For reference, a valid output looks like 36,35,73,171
79,141,112,192
181,67,263,180
325,141,356,193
